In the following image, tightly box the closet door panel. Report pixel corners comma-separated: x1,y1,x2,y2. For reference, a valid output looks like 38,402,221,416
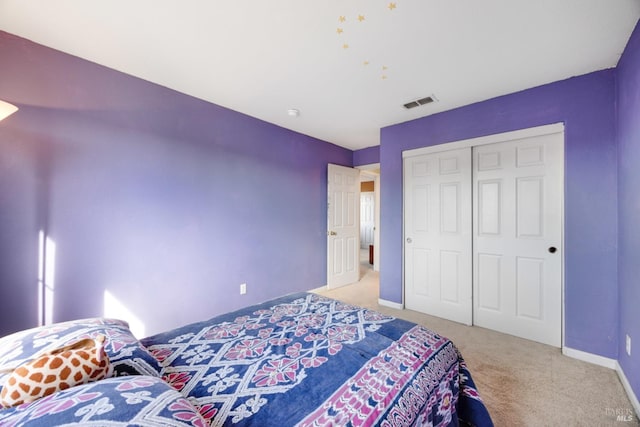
473,133,563,347
404,148,472,325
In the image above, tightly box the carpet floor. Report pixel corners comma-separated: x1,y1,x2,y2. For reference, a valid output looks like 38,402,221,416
314,266,638,426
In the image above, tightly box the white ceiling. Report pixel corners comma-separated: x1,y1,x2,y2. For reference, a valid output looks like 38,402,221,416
1,1,638,150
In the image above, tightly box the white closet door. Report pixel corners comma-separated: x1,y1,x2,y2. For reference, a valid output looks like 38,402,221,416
473,133,563,347
404,148,472,325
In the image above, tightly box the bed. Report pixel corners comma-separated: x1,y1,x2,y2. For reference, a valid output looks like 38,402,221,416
0,292,492,426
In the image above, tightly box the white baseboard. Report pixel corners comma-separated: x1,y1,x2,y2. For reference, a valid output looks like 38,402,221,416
616,362,640,418
308,285,327,293
562,347,617,369
563,347,639,418
378,298,403,310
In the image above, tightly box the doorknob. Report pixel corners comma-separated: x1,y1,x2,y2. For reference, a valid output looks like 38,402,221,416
548,246,557,253
328,231,337,236
406,237,412,243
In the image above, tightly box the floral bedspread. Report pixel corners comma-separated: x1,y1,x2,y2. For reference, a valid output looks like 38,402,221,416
142,293,493,426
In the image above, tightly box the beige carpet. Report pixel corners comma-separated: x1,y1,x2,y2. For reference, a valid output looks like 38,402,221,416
315,266,638,426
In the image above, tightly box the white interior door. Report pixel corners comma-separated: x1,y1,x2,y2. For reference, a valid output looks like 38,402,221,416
404,148,473,325
360,192,375,249
327,164,360,288
473,133,563,347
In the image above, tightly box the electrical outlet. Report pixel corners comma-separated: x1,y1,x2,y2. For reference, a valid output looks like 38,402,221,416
240,283,247,295
626,334,631,356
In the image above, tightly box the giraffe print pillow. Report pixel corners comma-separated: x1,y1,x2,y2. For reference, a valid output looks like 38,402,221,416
0,318,163,398
0,335,112,408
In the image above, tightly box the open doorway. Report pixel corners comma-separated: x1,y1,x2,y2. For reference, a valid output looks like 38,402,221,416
357,164,380,277
326,163,380,288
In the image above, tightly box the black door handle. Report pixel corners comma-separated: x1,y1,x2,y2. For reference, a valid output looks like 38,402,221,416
548,247,557,254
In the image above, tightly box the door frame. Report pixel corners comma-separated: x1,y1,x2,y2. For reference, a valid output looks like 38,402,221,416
402,122,565,347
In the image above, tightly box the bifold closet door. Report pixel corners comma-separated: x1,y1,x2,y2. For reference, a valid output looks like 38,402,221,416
473,133,562,347
404,148,472,325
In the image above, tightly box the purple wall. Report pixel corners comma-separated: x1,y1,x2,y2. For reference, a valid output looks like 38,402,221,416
617,21,640,400
0,32,352,337
380,70,618,358
353,146,380,166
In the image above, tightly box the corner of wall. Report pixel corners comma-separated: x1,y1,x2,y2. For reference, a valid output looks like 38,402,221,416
617,362,640,418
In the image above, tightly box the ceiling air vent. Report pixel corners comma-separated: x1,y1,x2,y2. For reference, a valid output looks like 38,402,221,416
403,95,437,109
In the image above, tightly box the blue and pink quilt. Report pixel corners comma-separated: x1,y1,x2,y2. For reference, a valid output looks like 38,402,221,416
0,293,492,426
142,292,492,426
